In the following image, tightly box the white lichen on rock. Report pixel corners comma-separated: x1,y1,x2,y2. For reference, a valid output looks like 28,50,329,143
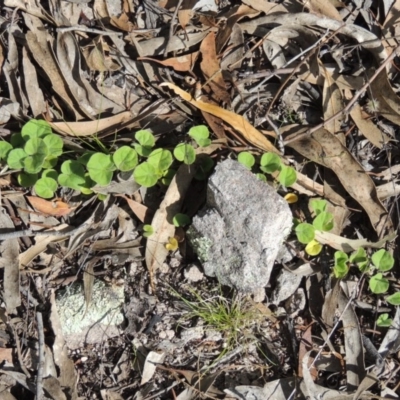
56,279,124,338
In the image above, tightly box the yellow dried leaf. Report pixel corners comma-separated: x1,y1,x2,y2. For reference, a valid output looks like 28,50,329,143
305,239,322,256
165,237,179,251
284,193,298,204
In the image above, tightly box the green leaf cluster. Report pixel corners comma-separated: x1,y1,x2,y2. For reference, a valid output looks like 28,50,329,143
237,151,297,187
294,199,333,255
0,121,216,198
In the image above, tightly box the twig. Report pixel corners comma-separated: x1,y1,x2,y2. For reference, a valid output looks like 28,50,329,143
11,323,31,378
36,312,44,400
56,26,122,36
284,43,400,145
0,224,87,241
164,0,184,56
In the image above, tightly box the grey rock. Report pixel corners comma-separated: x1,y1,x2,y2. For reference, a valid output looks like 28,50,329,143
187,159,292,293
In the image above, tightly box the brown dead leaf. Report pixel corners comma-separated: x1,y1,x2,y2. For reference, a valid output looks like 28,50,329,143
241,0,288,14
0,348,14,364
145,156,206,290
321,64,344,142
49,111,133,136
25,31,81,119
83,36,121,72
0,209,20,313
370,70,400,126
298,325,316,379
138,52,199,72
110,12,133,31
27,197,76,217
288,127,393,237
304,0,342,21
83,261,95,318
161,82,281,154
200,32,230,105
118,195,153,223
216,5,259,53
22,46,46,117
178,0,197,29
349,102,392,149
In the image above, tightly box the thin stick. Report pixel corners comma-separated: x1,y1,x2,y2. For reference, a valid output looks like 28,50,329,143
0,224,87,241
56,26,122,36
36,312,44,400
284,43,400,145
164,0,184,56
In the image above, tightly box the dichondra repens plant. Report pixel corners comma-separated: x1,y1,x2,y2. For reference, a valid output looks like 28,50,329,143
0,120,217,198
0,119,298,199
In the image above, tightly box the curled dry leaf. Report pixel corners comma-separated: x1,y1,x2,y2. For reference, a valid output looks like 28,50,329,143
200,32,231,105
160,82,281,154
27,197,76,217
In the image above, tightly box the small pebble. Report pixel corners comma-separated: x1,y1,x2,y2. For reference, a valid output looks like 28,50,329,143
184,264,204,282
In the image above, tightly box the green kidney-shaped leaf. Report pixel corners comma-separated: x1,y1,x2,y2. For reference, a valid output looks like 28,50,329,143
42,169,58,181
18,172,38,187
24,137,48,157
42,156,58,169
313,211,334,232
87,153,116,186
376,313,392,328
43,134,63,157
369,273,389,294
260,153,281,173
189,125,211,147
310,199,327,215
148,148,173,172
371,249,394,272
174,143,196,165
143,224,154,238
333,262,349,279
11,132,25,148
134,143,153,157
334,250,348,264
349,247,369,272
173,213,191,227
189,125,209,141
0,141,12,160
21,119,52,140
113,146,138,171
23,154,46,174
278,165,297,187
295,223,315,244
135,130,155,147
160,168,176,186
34,177,58,198
7,148,27,169
238,152,255,169
386,292,400,306
133,162,158,187
58,160,88,191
